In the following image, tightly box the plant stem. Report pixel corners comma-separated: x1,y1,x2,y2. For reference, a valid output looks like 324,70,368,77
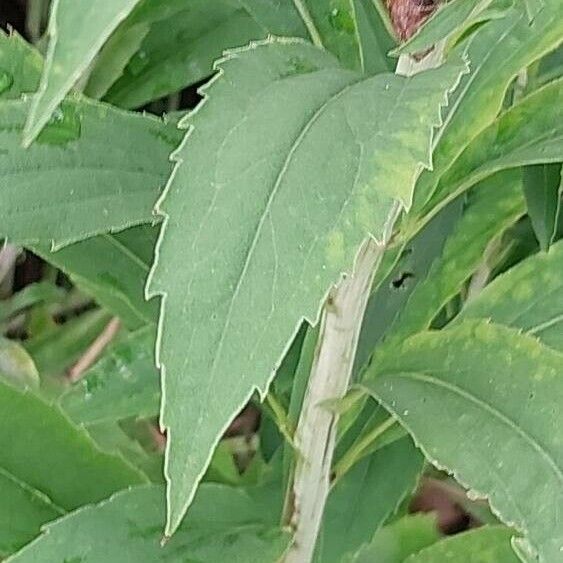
291,0,324,48
284,206,400,563
284,45,445,562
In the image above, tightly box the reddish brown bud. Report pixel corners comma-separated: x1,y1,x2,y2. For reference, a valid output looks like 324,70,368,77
386,0,440,41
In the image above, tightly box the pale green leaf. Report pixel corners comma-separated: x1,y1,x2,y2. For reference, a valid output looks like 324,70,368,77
103,0,308,108
457,239,563,352
8,484,290,563
417,78,563,226
0,378,146,528
24,309,112,382
148,38,466,534
404,526,520,563
523,163,562,251
0,282,64,323
343,514,439,563
0,337,40,390
0,98,181,248
60,326,159,425
22,0,143,144
31,225,159,328
0,30,42,99
386,170,525,342
411,0,563,216
315,437,423,562
363,321,563,563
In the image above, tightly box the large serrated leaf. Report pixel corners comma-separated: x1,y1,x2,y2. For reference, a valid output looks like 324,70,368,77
456,239,563,351
22,0,143,144
0,98,181,248
8,484,290,563
362,320,563,563
0,378,146,554
148,38,466,534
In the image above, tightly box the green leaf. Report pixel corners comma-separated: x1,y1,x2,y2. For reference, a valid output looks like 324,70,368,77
457,239,563,352
351,0,396,74
355,196,464,374
0,98,181,248
343,514,439,563
31,225,159,328
523,163,562,251
147,38,466,535
394,0,509,57
60,326,159,425
22,0,143,145
103,0,308,109
315,437,423,563
0,378,146,534
404,526,520,563
386,170,525,342
0,30,42,99
418,79,563,224
0,469,62,558
362,320,563,563
0,337,40,390
411,0,563,216
9,484,290,562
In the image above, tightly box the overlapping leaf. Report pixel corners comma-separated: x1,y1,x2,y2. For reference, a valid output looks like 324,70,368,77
102,0,308,108
8,484,290,562
0,98,181,247
0,378,146,554
148,38,466,534
23,0,143,144
363,321,563,562
457,239,563,351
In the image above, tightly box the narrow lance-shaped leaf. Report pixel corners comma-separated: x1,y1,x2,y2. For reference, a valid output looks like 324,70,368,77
8,484,291,563
23,0,143,144
410,0,563,215
456,239,563,352
314,437,423,563
522,163,562,251
148,38,466,535
417,78,563,227
384,169,525,343
362,320,563,563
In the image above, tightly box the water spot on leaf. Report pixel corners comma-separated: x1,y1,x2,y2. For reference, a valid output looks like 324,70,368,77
37,103,82,146
328,7,356,34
